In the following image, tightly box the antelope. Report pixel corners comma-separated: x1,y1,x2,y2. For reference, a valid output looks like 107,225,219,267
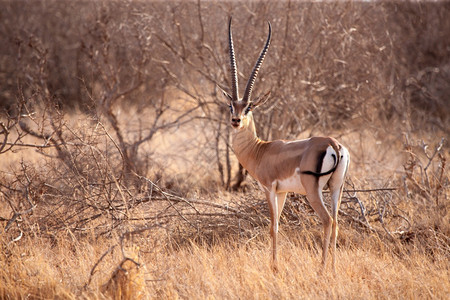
220,18,350,271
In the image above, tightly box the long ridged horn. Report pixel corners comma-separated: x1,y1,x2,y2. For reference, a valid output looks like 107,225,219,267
228,17,239,101
243,21,271,103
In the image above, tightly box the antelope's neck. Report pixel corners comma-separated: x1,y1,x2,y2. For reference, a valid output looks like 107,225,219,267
231,120,265,174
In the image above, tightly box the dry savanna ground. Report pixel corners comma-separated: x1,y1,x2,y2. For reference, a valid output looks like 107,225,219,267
0,1,449,299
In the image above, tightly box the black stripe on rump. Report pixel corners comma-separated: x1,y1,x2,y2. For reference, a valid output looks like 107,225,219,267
316,150,327,173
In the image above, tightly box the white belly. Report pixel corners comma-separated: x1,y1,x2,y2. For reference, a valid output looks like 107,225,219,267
275,168,306,194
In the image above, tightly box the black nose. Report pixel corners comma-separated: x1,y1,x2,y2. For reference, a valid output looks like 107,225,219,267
231,118,241,127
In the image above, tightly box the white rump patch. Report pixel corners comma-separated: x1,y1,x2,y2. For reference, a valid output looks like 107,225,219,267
318,146,338,189
321,145,337,174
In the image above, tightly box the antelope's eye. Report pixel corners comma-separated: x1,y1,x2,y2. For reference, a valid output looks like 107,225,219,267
244,105,252,114
229,105,233,113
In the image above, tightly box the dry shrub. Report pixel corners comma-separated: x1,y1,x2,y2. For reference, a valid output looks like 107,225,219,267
102,246,148,300
400,136,449,259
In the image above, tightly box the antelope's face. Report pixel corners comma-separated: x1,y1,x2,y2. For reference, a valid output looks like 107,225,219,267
229,100,253,129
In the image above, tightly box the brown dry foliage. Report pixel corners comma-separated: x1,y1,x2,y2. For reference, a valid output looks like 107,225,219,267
0,1,449,299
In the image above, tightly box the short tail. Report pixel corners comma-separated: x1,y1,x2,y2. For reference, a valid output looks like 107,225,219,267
302,141,341,177
301,165,337,177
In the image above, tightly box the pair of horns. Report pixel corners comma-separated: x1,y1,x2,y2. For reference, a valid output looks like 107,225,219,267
228,17,271,103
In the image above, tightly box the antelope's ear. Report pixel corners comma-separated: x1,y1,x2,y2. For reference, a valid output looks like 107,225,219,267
217,85,233,104
252,91,271,108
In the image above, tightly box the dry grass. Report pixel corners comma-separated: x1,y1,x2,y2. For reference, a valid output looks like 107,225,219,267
1,230,448,299
150,238,448,299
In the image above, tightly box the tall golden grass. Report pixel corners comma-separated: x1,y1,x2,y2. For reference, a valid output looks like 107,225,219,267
1,226,448,299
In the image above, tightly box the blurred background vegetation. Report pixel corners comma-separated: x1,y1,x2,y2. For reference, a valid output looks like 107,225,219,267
1,0,449,129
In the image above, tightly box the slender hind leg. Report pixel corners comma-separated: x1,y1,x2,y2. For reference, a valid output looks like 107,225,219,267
330,183,344,273
304,180,332,267
329,150,350,272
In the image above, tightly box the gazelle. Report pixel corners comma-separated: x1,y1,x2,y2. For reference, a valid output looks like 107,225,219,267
220,18,350,271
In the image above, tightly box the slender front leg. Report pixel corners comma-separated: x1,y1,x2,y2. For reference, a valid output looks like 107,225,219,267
267,184,288,271
266,183,279,270
276,192,287,221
